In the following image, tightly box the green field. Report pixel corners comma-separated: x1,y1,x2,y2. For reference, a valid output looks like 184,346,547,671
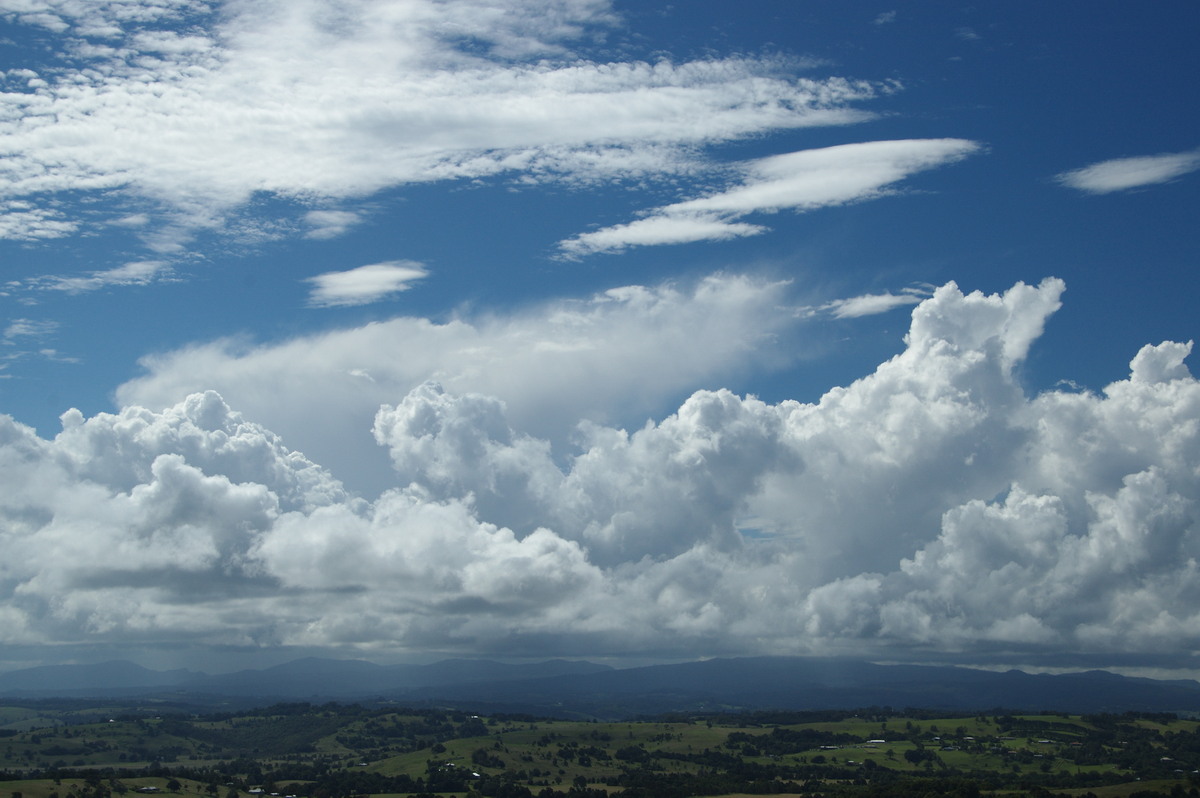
1,703,1197,798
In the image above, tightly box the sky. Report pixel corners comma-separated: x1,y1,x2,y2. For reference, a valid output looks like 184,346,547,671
1,1,1199,678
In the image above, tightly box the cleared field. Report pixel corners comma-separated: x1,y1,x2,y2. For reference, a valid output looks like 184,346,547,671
1,704,1197,798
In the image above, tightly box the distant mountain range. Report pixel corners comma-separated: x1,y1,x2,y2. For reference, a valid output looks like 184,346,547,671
2,656,1199,719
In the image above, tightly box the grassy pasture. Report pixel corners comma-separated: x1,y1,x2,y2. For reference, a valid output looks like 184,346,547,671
1,704,1197,798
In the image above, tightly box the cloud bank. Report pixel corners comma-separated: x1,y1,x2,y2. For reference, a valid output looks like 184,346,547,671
3,276,1199,667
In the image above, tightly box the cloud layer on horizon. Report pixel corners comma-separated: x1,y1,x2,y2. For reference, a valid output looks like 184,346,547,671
2,276,1198,669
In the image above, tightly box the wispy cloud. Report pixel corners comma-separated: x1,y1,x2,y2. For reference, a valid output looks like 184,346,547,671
35,261,173,294
305,261,429,308
818,288,928,319
0,0,885,247
558,139,981,257
1056,149,1200,194
0,201,78,240
304,210,364,240
3,318,59,342
1,318,74,370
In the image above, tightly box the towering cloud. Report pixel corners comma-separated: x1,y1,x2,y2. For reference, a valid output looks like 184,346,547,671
117,274,800,494
2,277,1197,666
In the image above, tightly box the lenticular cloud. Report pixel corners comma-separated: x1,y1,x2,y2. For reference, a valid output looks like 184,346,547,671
1,277,1198,665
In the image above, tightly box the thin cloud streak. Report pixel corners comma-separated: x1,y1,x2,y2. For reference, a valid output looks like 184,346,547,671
821,289,926,319
1056,149,1200,194
303,210,365,240
305,261,429,308
558,139,981,257
36,261,174,294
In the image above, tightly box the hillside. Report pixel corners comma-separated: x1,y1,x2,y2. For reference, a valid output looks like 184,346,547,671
3,657,1199,719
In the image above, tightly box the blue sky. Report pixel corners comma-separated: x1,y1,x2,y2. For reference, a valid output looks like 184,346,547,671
1,0,1199,676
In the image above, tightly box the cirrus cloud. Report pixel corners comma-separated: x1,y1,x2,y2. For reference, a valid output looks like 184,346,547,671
0,0,886,248
558,139,981,257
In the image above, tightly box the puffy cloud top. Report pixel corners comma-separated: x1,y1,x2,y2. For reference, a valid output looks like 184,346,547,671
2,277,1199,667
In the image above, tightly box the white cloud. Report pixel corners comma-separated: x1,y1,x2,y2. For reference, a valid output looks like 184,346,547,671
4,318,59,341
117,273,800,494
303,209,364,240
558,139,981,256
0,0,885,243
0,201,78,240
305,261,428,308
0,1,210,36
36,261,173,293
371,381,794,567
1056,149,1200,194
111,213,151,228
559,216,768,255
819,288,927,319
1,319,66,374
4,276,1200,666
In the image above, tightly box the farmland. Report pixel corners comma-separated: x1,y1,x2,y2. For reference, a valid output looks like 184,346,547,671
1,702,1198,798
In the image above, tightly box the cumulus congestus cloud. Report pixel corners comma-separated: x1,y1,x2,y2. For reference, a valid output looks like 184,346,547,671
1,277,1198,664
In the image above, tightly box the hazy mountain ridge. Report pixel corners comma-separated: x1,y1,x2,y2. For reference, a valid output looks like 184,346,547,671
0,656,615,699
2,656,1198,718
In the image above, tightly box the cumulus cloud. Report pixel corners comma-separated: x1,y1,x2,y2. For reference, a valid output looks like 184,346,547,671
0,0,885,245
558,139,981,256
1056,149,1200,194
4,276,1200,667
305,261,428,308
371,381,795,567
117,273,800,494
